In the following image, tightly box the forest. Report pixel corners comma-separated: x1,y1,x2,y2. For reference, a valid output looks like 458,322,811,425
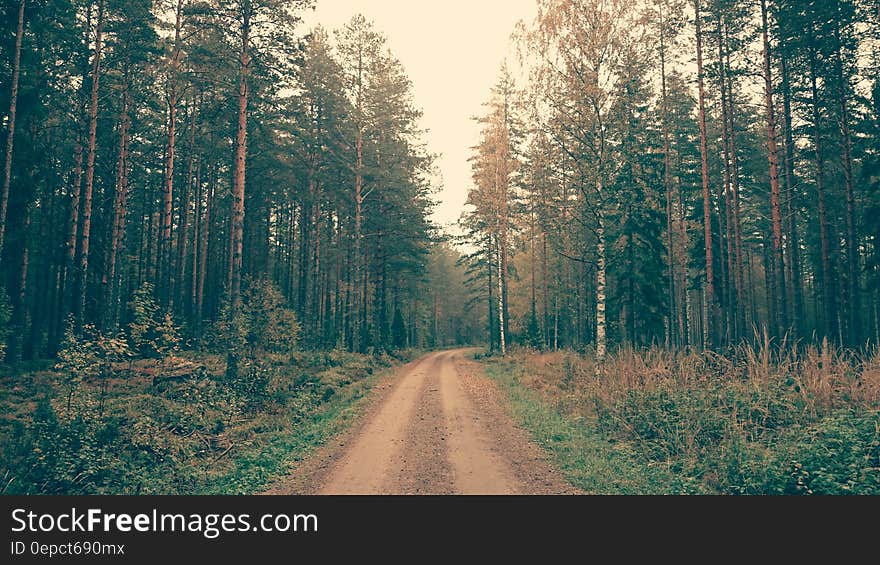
0,0,483,366
0,0,878,495
464,0,880,366
460,0,880,494
0,0,481,494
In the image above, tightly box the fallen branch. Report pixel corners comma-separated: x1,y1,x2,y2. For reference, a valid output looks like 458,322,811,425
211,443,235,463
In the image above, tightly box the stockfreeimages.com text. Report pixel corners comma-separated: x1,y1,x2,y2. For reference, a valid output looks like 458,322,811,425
10,508,317,539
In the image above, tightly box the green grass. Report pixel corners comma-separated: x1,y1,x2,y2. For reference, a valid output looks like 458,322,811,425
483,357,693,494
202,365,382,494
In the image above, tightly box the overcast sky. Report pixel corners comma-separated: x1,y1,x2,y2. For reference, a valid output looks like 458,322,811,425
302,0,537,232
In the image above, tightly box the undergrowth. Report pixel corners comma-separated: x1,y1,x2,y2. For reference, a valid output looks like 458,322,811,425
481,341,880,495
0,349,414,494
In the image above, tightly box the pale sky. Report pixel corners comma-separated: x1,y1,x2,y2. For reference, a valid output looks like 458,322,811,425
303,0,538,233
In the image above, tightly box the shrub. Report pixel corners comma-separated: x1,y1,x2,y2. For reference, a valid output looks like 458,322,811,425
391,308,407,350
127,283,180,359
18,398,120,494
55,319,130,419
774,410,880,495
523,311,543,350
212,277,300,360
241,278,300,354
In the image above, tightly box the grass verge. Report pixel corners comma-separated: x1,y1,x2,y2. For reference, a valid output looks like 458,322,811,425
483,356,691,494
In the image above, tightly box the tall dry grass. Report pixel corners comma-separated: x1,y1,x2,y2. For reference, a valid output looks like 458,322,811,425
503,339,880,493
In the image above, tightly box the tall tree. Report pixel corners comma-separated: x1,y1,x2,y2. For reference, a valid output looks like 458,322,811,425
75,0,106,327
159,0,186,308
694,0,715,347
0,0,25,258
466,66,520,356
336,15,383,352
760,0,786,337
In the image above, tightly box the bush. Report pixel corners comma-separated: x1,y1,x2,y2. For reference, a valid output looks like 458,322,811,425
211,277,300,361
773,410,880,495
391,308,407,349
523,311,543,350
127,283,180,359
241,278,300,354
228,363,275,413
16,398,121,494
55,319,130,418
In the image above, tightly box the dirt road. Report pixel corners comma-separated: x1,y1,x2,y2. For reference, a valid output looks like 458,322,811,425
269,349,577,495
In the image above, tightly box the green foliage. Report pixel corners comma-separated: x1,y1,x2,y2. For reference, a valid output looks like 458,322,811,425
772,411,880,495
55,318,130,418
228,363,275,414
1,349,396,494
211,302,247,358
241,278,300,354
213,278,300,359
126,283,180,359
391,308,407,349
15,398,121,494
523,311,543,350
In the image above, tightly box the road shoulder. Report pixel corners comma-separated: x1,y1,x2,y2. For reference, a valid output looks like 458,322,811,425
262,354,425,495
452,352,582,495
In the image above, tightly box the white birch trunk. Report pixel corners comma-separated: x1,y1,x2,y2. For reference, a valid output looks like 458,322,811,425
497,236,506,356
595,187,606,378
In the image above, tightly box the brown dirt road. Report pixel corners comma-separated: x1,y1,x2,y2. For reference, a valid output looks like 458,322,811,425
266,349,579,495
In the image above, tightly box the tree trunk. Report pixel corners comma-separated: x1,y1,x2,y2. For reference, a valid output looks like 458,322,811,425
10,193,30,364
724,36,746,337
530,211,537,335
761,0,787,338
809,45,836,340
196,162,213,334
227,5,250,378
834,18,860,345
496,236,506,356
658,3,677,348
176,100,197,311
160,0,185,307
103,80,130,330
353,105,363,352
595,204,606,377
64,142,83,319
0,0,26,258
542,231,549,349
627,214,636,343
718,25,735,342
678,178,692,348
312,194,323,343
75,0,105,328
487,235,495,351
780,54,803,336
191,154,202,323
694,0,715,347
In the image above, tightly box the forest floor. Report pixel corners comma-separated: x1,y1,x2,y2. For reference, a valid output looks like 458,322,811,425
265,349,578,494
0,350,417,494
